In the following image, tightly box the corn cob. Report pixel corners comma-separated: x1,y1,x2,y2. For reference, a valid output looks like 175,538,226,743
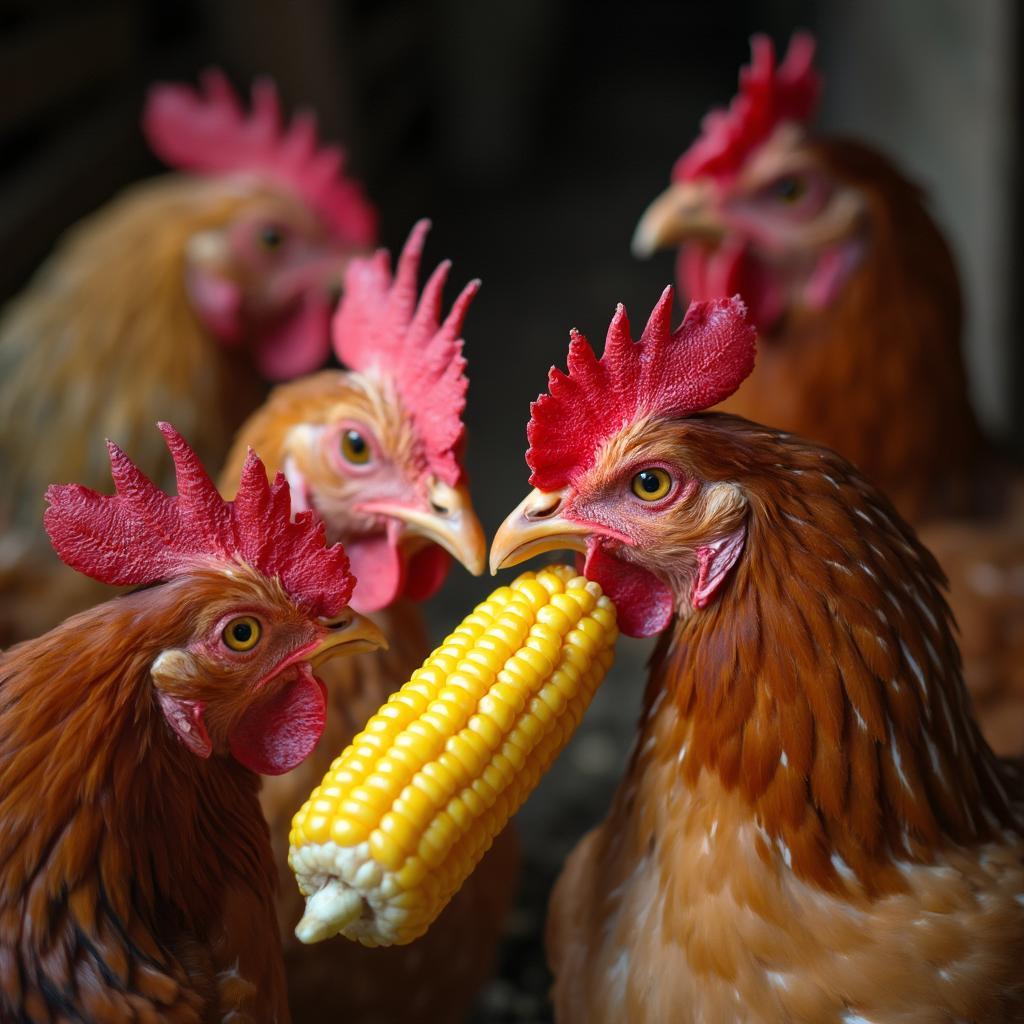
289,564,617,946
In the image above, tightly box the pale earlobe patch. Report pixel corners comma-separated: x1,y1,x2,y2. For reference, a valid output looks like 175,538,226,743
152,649,212,758
692,525,746,609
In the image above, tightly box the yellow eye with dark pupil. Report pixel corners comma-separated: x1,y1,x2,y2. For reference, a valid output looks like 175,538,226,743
340,429,371,465
223,616,261,652
631,468,672,502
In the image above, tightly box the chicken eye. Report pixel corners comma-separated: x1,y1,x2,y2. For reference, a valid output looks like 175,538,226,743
258,224,284,251
631,468,672,502
340,428,372,465
223,616,261,652
772,176,807,203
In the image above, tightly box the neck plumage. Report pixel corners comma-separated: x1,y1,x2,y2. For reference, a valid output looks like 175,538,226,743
0,586,271,940
645,436,1014,894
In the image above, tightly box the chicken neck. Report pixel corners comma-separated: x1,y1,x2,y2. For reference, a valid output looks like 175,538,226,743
636,433,1016,896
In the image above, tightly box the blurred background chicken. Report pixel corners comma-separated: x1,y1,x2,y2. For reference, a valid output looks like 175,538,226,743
0,68,376,644
0,423,384,1022
491,291,1024,1022
220,220,519,1024
632,32,1024,755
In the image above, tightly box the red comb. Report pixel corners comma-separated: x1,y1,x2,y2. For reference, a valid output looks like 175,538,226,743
44,423,354,617
143,68,377,247
526,290,756,490
332,219,478,486
674,32,820,182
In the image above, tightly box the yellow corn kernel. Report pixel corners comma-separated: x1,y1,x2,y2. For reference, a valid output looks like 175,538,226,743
289,565,617,947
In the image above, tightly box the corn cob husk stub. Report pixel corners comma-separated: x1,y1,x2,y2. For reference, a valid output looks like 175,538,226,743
289,565,618,947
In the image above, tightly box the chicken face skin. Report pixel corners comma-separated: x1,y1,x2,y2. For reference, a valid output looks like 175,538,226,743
145,563,383,773
634,126,867,335
492,415,748,637
183,182,357,379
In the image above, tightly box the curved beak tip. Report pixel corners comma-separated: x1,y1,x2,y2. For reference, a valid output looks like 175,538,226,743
365,483,487,578
632,181,720,256
488,488,591,576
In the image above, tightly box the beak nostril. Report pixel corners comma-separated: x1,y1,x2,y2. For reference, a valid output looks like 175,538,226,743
430,500,450,516
526,499,561,521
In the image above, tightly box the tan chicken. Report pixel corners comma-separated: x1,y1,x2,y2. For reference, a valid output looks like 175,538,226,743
0,423,385,1022
220,221,519,1023
490,288,1024,1022
633,33,1024,755
0,70,376,644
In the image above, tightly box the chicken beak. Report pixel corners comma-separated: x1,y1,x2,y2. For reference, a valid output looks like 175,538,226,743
307,611,388,665
358,480,487,576
489,488,591,575
631,180,723,257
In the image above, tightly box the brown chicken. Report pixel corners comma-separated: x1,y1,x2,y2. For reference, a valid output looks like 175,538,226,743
490,289,1024,1022
0,70,376,644
633,33,1024,754
220,221,519,1024
0,423,385,1022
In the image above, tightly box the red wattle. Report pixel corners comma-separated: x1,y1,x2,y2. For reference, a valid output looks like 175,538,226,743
252,291,333,380
187,270,244,344
346,531,405,614
679,239,786,335
582,540,674,638
228,662,326,776
403,545,451,602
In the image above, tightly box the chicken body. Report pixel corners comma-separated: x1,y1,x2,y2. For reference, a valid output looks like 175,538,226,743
516,419,1024,1022
492,295,1024,1021
221,365,519,1024
634,41,1023,754
550,736,1024,1023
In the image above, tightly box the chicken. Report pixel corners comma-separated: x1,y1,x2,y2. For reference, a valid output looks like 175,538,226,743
489,288,1024,1022
0,69,376,644
0,422,385,1022
219,220,519,1024
632,33,1024,756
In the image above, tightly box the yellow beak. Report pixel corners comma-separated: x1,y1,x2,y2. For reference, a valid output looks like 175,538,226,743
360,480,487,576
307,611,388,665
631,180,723,258
489,488,591,575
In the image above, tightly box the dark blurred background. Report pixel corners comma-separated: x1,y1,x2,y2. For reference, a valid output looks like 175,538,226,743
2,1,1019,1019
